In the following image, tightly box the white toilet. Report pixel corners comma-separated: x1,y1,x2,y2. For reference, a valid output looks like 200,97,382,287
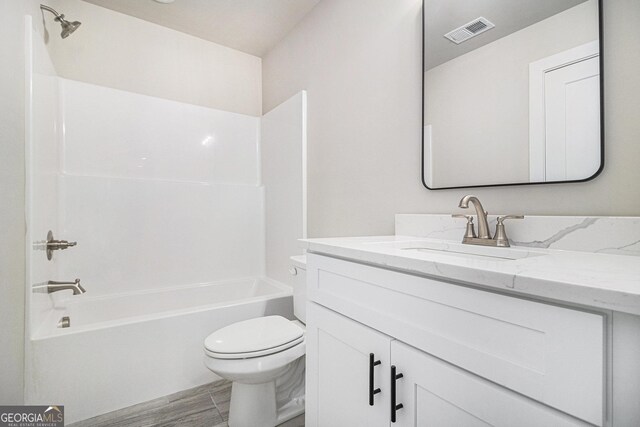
204,257,307,427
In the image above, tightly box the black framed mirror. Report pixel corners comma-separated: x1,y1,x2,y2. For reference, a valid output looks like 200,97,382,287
422,0,604,190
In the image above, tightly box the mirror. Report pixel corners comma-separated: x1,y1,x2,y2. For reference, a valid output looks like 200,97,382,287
422,0,603,189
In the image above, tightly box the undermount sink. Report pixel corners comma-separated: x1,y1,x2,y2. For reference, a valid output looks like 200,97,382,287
370,240,547,261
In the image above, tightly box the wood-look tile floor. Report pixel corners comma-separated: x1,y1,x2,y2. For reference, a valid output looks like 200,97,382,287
69,380,304,427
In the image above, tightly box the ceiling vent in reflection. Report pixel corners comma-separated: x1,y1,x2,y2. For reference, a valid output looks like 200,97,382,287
444,17,495,44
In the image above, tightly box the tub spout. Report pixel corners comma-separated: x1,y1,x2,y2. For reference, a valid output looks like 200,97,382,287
47,279,86,295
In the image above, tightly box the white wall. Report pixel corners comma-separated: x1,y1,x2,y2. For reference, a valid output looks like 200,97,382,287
425,0,598,187
43,0,262,116
263,0,640,238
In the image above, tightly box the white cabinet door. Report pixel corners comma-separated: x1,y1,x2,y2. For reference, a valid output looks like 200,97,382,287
306,302,391,427
390,341,589,427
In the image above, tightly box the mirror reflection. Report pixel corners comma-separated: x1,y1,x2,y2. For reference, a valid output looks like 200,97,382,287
423,0,602,189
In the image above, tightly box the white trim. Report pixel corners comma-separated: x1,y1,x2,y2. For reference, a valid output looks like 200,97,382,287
528,40,599,182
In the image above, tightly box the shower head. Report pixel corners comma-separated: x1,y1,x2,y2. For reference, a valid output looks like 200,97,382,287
40,4,81,39
59,18,81,38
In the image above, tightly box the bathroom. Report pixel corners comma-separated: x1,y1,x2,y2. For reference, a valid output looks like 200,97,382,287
0,0,638,426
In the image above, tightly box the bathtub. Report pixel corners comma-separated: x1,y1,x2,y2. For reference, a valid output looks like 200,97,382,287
26,277,293,424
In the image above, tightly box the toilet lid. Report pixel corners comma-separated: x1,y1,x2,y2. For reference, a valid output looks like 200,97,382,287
204,316,304,357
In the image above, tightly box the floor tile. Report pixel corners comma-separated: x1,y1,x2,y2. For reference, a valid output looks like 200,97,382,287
210,381,232,420
156,390,222,426
278,414,305,427
70,383,223,427
69,380,304,427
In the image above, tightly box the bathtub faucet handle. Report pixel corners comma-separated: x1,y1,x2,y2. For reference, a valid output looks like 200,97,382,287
46,230,77,260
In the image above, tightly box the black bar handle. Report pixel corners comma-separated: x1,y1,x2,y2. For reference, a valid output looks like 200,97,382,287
391,365,404,423
369,353,382,406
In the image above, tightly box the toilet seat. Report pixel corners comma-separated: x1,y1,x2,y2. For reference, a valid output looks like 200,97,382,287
204,316,304,360
205,335,304,359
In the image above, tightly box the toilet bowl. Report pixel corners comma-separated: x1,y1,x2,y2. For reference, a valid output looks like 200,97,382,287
204,316,305,427
203,256,307,427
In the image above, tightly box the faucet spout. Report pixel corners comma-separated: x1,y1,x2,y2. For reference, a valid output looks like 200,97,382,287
458,195,491,239
47,279,86,295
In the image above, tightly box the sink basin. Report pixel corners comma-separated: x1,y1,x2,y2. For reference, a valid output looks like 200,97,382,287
369,240,546,261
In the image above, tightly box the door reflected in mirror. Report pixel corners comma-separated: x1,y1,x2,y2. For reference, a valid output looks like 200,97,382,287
422,0,603,189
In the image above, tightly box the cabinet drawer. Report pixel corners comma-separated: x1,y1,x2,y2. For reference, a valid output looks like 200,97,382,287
307,254,605,426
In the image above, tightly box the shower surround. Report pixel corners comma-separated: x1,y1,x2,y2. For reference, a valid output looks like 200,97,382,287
24,17,303,423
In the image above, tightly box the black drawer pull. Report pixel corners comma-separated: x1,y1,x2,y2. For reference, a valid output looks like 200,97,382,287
369,353,382,406
391,365,404,423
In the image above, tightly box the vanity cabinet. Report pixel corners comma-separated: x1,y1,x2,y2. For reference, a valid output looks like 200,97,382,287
305,253,607,427
307,303,592,427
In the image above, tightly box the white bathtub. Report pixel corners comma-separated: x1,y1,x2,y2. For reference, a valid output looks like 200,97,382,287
26,277,293,424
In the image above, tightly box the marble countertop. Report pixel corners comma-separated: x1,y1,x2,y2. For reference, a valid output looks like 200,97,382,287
300,235,640,316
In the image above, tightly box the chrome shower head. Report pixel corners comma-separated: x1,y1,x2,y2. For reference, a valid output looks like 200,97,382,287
40,4,82,39
59,17,81,38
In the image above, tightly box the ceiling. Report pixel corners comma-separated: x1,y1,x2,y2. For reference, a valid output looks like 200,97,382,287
81,0,321,57
425,0,590,70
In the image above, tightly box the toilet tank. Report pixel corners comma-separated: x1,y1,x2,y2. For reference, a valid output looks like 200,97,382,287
290,255,307,323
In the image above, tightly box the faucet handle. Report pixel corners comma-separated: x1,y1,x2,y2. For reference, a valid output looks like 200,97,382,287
496,215,524,224
493,215,524,246
46,230,77,261
452,214,473,219
452,214,477,238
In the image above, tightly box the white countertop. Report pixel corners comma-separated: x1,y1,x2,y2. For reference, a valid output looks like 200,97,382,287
301,235,640,315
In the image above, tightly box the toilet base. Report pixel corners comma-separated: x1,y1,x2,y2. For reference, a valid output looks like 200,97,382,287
228,381,305,427
228,381,276,427
226,356,305,427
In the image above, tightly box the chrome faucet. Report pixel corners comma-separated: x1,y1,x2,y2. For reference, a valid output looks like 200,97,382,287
46,279,86,295
453,195,523,247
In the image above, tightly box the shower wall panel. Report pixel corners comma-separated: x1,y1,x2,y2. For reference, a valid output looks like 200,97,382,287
262,91,307,288
59,175,264,296
60,79,260,185
51,79,264,298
